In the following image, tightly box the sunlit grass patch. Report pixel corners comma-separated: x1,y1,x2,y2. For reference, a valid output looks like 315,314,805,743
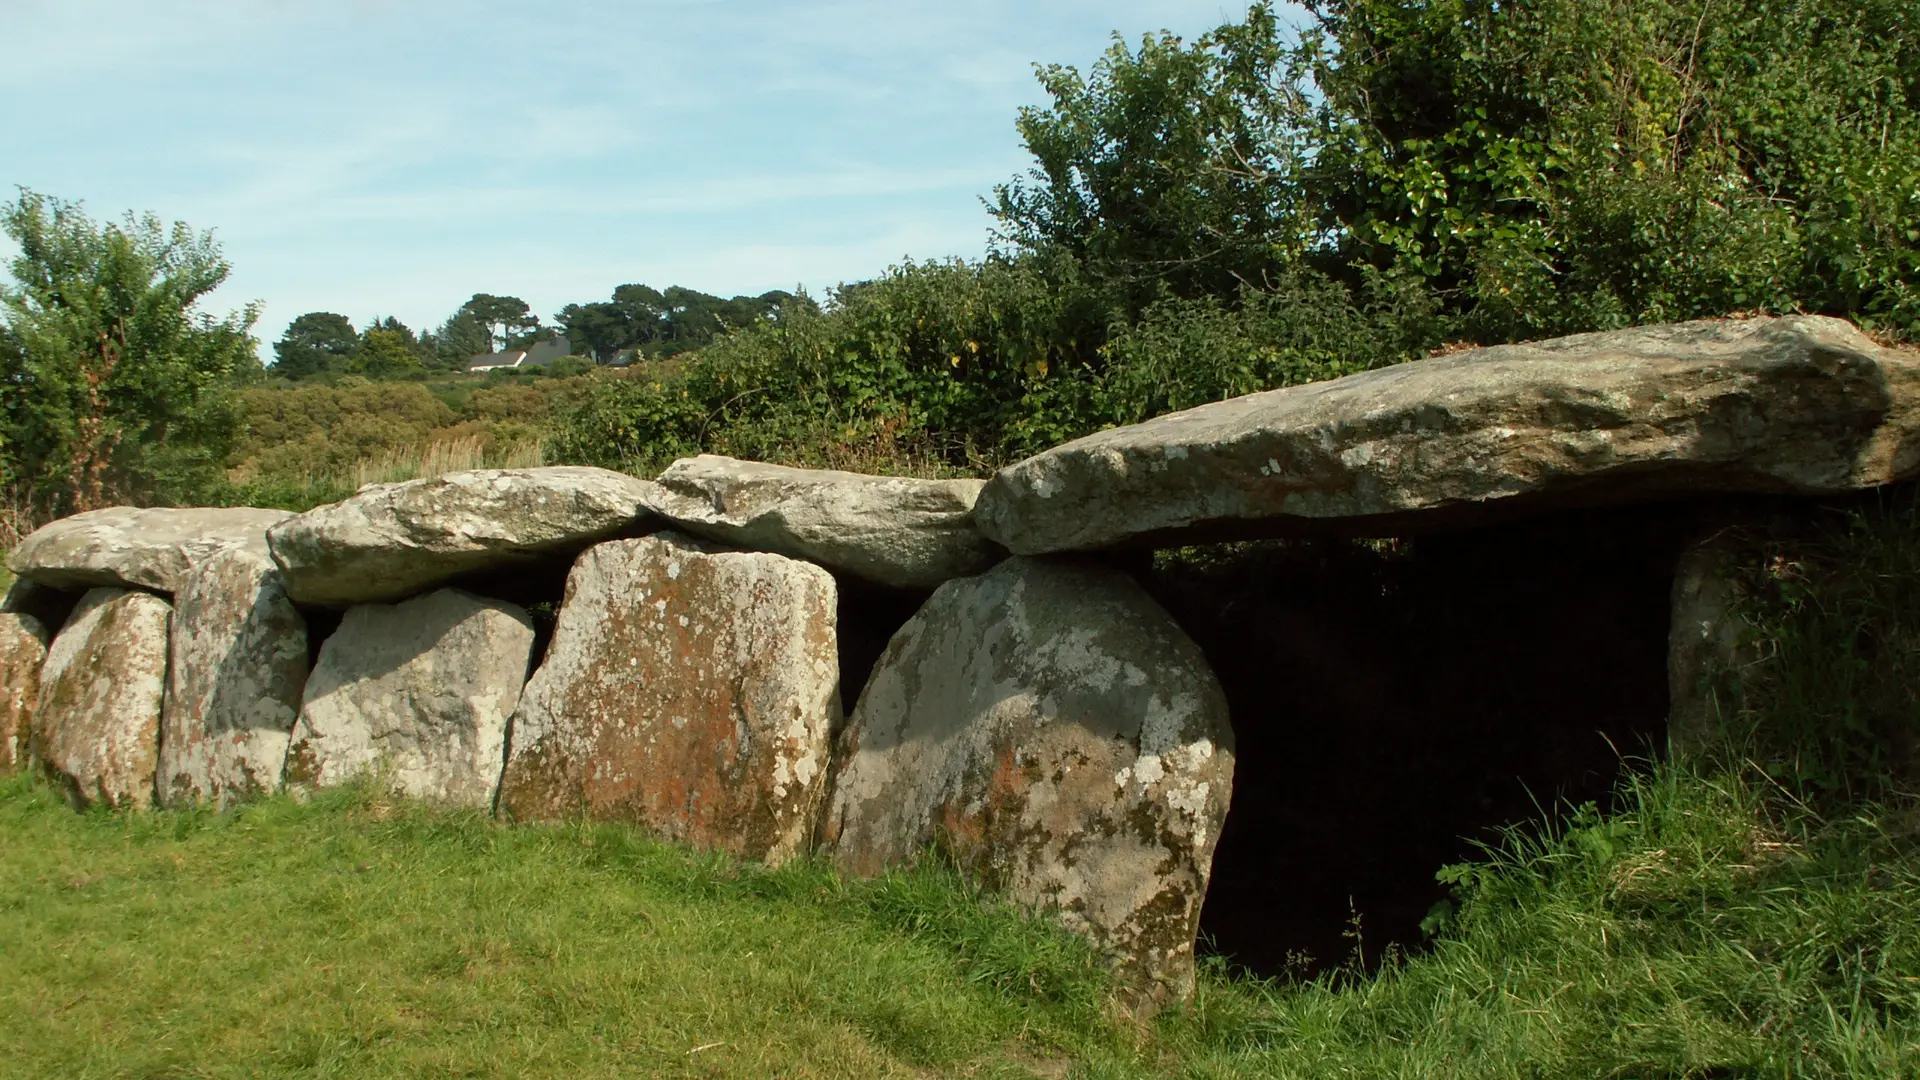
0,773,1126,1079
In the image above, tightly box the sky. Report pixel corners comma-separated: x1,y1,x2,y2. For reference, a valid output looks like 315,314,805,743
1,0,1268,355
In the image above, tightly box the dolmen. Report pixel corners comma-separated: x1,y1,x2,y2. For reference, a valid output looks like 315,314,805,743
2,315,1916,1012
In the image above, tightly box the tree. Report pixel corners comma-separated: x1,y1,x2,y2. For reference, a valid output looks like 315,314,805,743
0,189,260,510
458,293,539,351
553,284,800,364
1298,0,1920,338
993,0,1920,341
554,300,631,363
272,312,357,379
990,6,1310,314
426,309,493,367
349,317,428,379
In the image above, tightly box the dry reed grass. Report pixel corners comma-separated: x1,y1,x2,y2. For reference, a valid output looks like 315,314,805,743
347,434,545,489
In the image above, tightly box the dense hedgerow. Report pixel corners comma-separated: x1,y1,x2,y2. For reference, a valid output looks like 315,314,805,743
540,0,1918,476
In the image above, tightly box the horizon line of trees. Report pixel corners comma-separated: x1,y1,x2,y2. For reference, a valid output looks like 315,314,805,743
269,285,809,382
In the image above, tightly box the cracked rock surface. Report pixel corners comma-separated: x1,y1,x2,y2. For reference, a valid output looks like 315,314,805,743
159,547,309,808
287,588,534,807
10,506,290,594
0,612,50,776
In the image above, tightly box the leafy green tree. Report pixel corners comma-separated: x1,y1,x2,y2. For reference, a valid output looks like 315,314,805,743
555,284,801,364
426,309,494,368
0,189,260,510
272,312,357,380
995,0,1920,340
349,317,427,379
459,293,539,351
991,6,1311,314
1298,0,1920,338
554,300,631,363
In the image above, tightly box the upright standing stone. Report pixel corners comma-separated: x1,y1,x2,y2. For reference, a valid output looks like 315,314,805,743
1669,531,1761,759
0,612,50,775
33,589,171,809
286,589,534,807
159,548,310,807
822,557,1235,1010
499,533,839,866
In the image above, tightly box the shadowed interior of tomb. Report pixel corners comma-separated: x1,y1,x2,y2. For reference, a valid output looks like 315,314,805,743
834,576,931,722
1146,505,1700,978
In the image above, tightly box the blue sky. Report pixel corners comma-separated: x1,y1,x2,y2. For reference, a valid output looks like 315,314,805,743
2,0,1266,353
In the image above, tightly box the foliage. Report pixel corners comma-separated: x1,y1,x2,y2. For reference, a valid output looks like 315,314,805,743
425,307,493,367
227,379,456,484
1297,0,1920,340
350,318,429,379
1711,485,1920,802
553,0,1919,474
556,283,807,364
270,311,357,379
0,189,260,512
458,292,539,351
546,253,1430,472
991,4,1313,314
1099,268,1440,424
1154,763,1920,1079
994,0,1920,345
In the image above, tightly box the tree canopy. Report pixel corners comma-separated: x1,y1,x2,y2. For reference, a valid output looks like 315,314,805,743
272,312,357,380
0,189,260,511
994,0,1920,340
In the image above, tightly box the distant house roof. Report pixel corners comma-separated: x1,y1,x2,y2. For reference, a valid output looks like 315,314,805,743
519,335,571,368
466,349,527,372
465,334,573,373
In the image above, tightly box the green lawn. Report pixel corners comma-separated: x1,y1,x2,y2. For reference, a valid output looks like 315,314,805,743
7,761,1919,1079
0,773,1127,1079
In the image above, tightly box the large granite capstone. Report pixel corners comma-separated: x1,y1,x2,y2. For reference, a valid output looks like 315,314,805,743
158,547,310,808
33,588,171,809
286,589,534,807
822,557,1234,1009
498,533,839,866
976,316,1920,553
10,506,291,593
267,466,660,605
644,455,1003,588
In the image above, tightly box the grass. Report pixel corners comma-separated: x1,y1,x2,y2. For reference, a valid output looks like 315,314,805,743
5,761,1919,1079
1161,767,1920,1078
0,773,1125,1079
211,434,551,513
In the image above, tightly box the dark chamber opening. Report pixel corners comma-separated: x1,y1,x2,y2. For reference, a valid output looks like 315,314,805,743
1145,505,1699,977
834,575,932,720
